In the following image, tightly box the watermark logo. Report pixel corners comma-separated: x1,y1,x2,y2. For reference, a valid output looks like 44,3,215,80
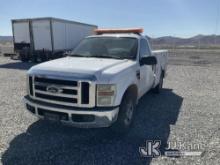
139,140,204,158
139,140,161,157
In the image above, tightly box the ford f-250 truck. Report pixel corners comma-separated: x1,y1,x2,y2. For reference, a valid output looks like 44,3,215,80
23,28,168,133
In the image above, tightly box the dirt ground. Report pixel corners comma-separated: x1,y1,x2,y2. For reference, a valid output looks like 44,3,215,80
168,49,220,67
0,44,13,56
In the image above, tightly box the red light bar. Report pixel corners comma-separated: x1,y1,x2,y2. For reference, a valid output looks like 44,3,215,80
94,28,143,34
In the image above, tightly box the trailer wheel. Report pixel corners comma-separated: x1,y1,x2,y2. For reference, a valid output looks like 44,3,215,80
40,54,46,62
20,47,30,62
40,51,51,62
20,54,29,62
31,54,38,63
53,51,63,59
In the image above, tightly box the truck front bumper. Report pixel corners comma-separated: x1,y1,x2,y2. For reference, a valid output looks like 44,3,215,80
23,96,119,128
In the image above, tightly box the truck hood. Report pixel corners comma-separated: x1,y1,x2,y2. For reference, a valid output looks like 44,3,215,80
29,57,130,80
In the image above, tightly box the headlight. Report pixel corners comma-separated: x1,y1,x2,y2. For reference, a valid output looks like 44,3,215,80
96,84,116,106
27,75,33,96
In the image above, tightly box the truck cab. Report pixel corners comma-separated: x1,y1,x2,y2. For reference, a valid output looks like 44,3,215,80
23,28,168,133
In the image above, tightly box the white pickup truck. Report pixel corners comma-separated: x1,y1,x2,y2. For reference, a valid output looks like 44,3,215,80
23,28,168,133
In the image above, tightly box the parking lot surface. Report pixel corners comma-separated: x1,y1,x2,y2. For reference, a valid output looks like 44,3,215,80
0,53,220,165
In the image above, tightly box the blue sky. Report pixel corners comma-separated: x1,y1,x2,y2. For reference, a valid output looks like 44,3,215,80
0,0,219,37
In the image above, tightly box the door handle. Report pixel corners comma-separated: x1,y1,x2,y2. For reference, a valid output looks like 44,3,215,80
136,70,140,80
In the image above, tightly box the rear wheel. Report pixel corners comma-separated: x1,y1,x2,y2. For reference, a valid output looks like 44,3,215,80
153,73,163,94
111,92,136,134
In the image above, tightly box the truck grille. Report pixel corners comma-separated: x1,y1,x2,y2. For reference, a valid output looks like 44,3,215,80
30,76,90,106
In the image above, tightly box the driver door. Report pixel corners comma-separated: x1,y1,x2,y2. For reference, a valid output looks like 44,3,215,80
139,39,154,96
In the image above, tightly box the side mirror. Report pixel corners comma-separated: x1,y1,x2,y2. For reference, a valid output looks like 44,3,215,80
140,56,157,65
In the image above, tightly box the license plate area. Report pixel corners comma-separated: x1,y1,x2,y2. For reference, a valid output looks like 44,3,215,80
38,108,68,121
44,112,60,121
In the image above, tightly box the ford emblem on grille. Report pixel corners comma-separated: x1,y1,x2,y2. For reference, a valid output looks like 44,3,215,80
46,86,63,93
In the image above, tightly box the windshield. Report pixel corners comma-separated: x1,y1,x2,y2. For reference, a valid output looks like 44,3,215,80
70,37,138,59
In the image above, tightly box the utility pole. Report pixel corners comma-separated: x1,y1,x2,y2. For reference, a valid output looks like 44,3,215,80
214,1,220,46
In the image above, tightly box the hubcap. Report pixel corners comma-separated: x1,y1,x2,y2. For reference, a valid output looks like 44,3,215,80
124,101,134,126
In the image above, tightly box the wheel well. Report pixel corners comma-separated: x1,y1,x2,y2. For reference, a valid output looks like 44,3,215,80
123,84,138,104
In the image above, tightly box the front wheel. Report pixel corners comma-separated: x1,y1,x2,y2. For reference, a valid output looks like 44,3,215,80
111,92,136,134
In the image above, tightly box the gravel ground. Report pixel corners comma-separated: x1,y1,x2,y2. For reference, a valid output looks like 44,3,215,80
168,49,220,67
0,54,220,165
0,45,13,56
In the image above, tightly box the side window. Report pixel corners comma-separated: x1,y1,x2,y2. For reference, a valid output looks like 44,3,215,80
139,39,151,58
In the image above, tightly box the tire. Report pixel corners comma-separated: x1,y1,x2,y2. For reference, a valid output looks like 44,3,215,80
153,73,163,94
40,54,47,62
20,49,30,62
31,55,38,63
20,54,29,62
111,92,136,134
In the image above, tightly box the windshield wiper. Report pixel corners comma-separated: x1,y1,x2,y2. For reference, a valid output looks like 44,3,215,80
91,55,123,59
68,53,88,57
68,53,124,59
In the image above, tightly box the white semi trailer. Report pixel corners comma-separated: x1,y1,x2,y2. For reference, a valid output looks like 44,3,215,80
12,17,97,62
